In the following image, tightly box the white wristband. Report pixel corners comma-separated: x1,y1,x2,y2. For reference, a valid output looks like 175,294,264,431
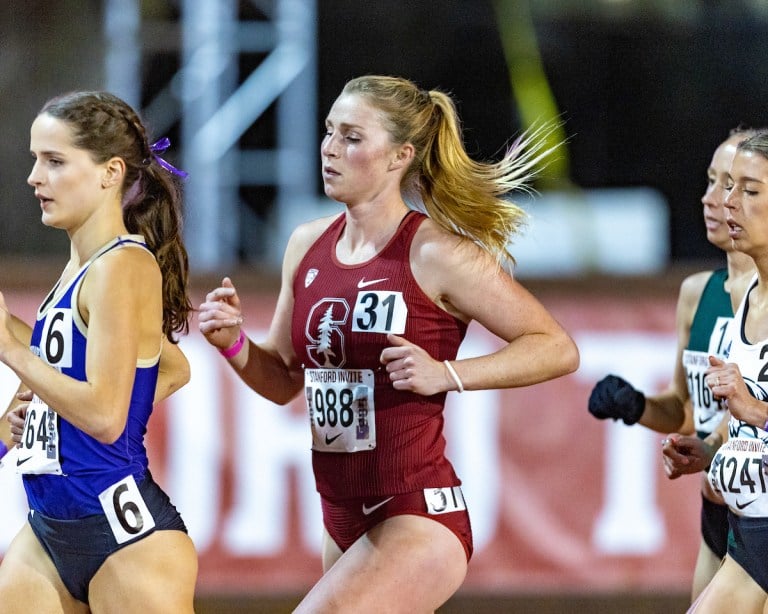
444,360,464,393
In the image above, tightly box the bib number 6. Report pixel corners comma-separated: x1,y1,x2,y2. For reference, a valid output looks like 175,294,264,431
99,475,156,544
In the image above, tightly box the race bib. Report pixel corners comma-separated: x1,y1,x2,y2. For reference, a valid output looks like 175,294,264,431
305,368,376,452
352,290,407,334
708,437,768,517
683,350,726,434
16,395,62,475
424,486,467,515
707,316,733,356
40,307,73,368
99,474,156,544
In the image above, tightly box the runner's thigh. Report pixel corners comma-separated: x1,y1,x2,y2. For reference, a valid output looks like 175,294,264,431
0,523,88,614
88,530,197,614
297,514,467,614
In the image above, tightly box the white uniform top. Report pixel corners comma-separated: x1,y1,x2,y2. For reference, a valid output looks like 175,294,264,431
708,274,768,517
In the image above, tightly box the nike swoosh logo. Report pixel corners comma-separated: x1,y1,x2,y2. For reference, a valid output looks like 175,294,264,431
16,456,32,467
362,496,394,516
357,278,388,289
696,414,716,425
325,432,342,445
735,498,757,510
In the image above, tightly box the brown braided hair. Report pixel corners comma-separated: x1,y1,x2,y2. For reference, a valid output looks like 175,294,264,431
39,91,192,340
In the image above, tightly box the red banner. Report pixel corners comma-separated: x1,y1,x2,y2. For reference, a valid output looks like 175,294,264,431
0,288,700,595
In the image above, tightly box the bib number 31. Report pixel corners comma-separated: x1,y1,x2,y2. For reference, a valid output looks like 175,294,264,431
99,475,156,544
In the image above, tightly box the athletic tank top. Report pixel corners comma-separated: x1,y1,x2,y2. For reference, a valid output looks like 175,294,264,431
707,274,768,517
22,235,161,519
291,211,468,498
683,268,733,437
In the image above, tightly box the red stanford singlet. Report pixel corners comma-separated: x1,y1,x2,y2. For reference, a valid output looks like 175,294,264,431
291,211,468,498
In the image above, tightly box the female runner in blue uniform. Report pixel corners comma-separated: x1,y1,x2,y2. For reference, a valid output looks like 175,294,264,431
0,91,197,613
198,75,579,613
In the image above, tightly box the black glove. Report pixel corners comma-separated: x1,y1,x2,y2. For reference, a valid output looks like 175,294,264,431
588,374,645,425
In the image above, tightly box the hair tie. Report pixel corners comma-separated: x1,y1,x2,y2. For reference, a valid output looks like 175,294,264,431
145,137,189,178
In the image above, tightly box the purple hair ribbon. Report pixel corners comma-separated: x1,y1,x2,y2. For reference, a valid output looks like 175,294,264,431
149,137,189,178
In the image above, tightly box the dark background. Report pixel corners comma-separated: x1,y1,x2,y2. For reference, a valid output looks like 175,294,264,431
1,1,767,267
317,0,768,264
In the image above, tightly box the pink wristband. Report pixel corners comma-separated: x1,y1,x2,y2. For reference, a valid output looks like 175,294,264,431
219,330,245,359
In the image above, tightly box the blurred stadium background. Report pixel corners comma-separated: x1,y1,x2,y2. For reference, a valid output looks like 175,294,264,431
1,1,768,612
